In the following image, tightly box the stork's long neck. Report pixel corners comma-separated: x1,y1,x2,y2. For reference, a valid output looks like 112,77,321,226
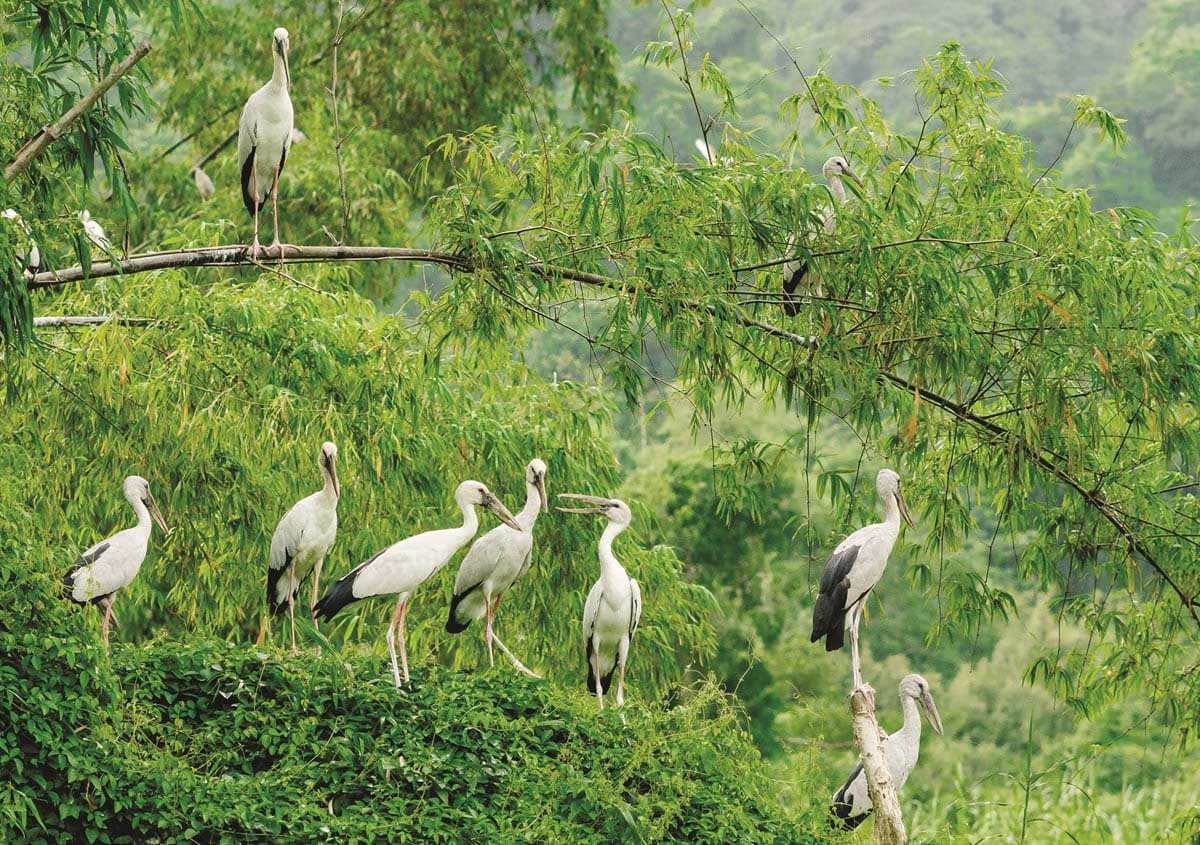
598,520,628,593
897,694,922,742
881,491,902,529
128,493,152,534
319,464,338,504
270,50,289,92
516,480,542,530
453,496,481,546
828,174,847,205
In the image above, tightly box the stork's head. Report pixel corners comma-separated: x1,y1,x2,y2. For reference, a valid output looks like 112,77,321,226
556,494,633,527
822,155,862,188
457,480,521,531
123,475,169,535
272,27,291,89
319,441,340,498
526,458,549,511
899,673,944,735
876,468,915,528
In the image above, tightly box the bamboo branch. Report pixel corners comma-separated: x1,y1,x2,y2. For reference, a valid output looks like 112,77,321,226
5,42,152,180
850,689,908,845
34,315,154,328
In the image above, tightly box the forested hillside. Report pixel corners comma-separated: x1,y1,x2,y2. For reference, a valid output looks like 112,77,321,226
2,1,1198,843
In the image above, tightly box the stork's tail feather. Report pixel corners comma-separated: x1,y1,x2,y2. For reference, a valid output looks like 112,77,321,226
445,581,486,634
585,639,617,695
823,609,847,652
266,565,291,616
829,804,868,831
313,574,358,622
62,570,80,604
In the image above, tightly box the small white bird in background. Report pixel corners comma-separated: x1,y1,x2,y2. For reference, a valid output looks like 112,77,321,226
262,441,340,652
810,468,915,695
781,155,862,315
446,458,548,677
557,494,642,708
79,210,111,251
192,166,216,200
3,207,40,272
315,480,521,688
830,673,944,831
238,26,294,257
63,475,169,648
289,128,307,144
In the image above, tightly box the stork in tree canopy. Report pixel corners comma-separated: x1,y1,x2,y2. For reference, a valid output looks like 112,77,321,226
238,26,293,258
810,468,915,694
314,481,521,688
557,494,642,708
446,458,548,677
262,441,340,652
781,155,861,316
3,208,40,273
79,210,111,252
63,475,169,648
830,673,944,831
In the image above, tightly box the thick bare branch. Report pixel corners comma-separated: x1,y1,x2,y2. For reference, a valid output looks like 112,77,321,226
5,42,152,180
850,688,908,845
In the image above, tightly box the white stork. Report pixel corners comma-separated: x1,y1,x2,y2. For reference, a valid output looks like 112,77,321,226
192,166,216,201
446,458,548,677
79,210,111,252
557,494,642,708
810,468,914,692
315,480,521,687
3,208,40,273
781,155,861,315
830,673,944,830
238,26,293,258
263,441,340,652
63,475,169,647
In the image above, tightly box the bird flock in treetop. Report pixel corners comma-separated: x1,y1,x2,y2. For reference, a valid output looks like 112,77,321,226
54,25,944,833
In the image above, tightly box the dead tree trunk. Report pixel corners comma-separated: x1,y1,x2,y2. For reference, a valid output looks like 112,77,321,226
849,687,907,845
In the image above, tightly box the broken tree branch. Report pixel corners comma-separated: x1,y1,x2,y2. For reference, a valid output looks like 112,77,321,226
850,688,908,845
5,42,152,180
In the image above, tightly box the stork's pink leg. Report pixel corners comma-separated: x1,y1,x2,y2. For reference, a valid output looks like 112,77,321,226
100,598,114,648
484,594,497,668
593,649,605,709
397,601,410,684
250,166,261,258
386,597,405,688
288,570,298,654
270,164,282,253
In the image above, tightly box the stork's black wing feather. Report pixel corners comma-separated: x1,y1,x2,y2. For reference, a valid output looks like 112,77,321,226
810,544,859,649
829,762,869,830
445,579,484,634
782,262,808,317
266,546,296,615
63,542,110,604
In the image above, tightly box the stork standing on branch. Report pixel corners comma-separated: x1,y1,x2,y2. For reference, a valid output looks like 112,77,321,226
315,481,521,687
781,155,861,315
831,673,944,832
3,208,40,273
810,468,914,695
238,26,294,258
63,475,169,648
261,441,340,652
557,494,642,708
446,458,548,677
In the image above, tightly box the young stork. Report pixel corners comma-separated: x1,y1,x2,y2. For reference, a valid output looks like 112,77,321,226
446,458,548,677
557,494,642,708
237,26,294,258
263,441,340,652
79,210,111,252
781,155,861,315
63,475,169,648
810,468,914,693
315,481,521,687
3,208,40,272
830,673,944,830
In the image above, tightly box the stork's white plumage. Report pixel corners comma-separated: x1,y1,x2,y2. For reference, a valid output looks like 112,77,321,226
781,155,861,315
237,26,293,257
558,494,642,708
810,468,914,692
3,208,40,272
446,458,548,677
79,210,111,252
315,480,521,687
264,441,340,652
831,673,944,831
63,475,169,647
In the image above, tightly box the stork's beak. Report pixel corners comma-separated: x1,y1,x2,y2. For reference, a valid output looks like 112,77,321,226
920,688,944,735
283,48,291,90
328,453,340,499
484,492,521,531
146,494,169,535
897,489,916,529
556,493,610,515
843,166,863,189
536,472,549,513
